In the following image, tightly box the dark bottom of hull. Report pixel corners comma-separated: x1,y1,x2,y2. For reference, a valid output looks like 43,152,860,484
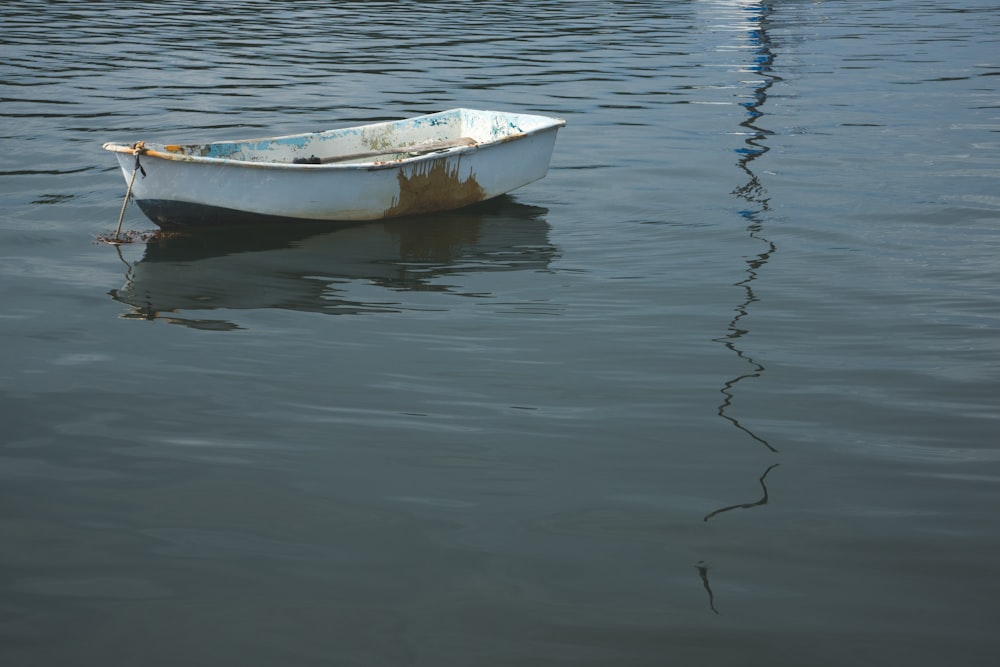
136,199,365,227
135,198,509,228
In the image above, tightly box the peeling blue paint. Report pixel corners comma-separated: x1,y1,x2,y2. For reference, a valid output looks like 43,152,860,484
110,109,564,166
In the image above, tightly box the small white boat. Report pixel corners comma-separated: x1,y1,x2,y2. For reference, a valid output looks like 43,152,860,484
103,108,565,227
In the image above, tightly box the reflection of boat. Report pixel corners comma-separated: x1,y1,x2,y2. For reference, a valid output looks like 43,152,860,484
110,198,555,326
103,108,565,226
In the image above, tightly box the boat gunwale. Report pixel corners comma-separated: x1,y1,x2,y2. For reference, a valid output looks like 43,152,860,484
102,112,566,172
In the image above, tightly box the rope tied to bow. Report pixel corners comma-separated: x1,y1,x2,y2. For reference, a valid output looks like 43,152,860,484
112,141,147,243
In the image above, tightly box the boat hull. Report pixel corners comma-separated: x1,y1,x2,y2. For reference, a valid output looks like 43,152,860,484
104,109,564,227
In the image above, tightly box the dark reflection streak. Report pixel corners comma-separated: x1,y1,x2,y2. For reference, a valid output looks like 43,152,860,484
112,243,134,284
695,561,720,615
697,3,780,616
716,2,780,454
703,463,779,523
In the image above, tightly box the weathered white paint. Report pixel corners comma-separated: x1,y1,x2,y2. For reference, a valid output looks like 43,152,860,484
103,109,565,226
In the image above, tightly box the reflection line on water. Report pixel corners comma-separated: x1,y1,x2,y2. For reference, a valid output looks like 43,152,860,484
696,561,720,615
699,0,781,616
703,463,780,523
715,0,779,454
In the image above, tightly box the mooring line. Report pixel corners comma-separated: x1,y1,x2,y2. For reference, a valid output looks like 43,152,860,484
111,141,146,243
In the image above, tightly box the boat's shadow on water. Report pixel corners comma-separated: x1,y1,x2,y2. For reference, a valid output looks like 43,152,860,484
110,196,555,329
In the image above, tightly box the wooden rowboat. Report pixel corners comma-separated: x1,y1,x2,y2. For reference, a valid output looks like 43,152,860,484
103,108,565,227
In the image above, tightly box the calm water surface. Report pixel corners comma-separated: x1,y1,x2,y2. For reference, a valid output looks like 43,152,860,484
2,1,999,665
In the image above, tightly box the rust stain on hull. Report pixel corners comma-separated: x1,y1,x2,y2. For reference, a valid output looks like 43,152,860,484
384,158,485,218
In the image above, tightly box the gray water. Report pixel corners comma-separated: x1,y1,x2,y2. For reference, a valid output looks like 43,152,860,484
2,1,999,665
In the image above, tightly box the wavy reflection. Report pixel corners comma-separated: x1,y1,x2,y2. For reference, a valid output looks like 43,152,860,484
695,561,720,615
109,197,555,329
716,0,779,454
698,0,781,616
703,463,779,523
